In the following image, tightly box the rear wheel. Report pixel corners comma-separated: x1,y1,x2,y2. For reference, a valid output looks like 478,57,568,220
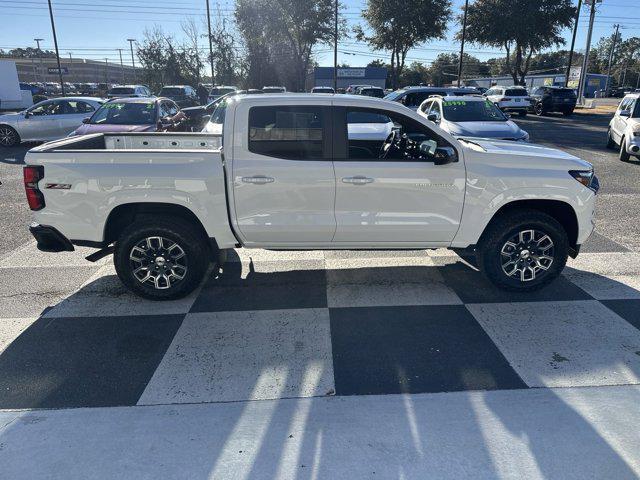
619,137,631,162
477,210,568,291
114,216,211,300
534,103,546,116
0,125,20,147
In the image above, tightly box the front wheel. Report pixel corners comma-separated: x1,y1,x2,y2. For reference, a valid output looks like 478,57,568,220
114,216,211,300
534,103,546,116
606,129,616,149
477,210,568,291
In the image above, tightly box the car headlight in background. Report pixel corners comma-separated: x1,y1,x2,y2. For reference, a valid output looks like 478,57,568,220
569,170,600,194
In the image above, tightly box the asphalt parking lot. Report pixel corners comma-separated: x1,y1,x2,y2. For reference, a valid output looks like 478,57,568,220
1,110,640,478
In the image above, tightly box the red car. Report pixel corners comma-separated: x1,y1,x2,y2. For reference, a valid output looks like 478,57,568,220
70,97,187,136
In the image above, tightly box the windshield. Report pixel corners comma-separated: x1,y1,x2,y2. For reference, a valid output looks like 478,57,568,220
383,90,405,101
360,88,384,98
210,87,235,96
160,87,184,96
443,100,507,122
90,102,157,125
109,87,135,95
505,88,528,97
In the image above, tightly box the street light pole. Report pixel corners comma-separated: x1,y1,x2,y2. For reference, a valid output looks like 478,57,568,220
605,24,620,95
565,0,581,88
333,0,338,92
457,0,469,88
578,0,598,104
117,48,125,84
46,0,65,96
127,38,136,82
34,38,44,84
205,0,215,85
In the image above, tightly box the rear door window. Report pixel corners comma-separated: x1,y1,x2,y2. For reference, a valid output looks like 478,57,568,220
248,106,326,160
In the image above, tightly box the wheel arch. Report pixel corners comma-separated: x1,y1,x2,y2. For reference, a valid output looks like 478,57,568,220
103,202,217,253
477,199,579,252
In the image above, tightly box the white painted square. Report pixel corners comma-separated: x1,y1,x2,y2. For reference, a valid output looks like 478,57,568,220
326,260,461,307
467,300,640,388
0,241,110,268
138,309,334,405
564,271,640,300
0,318,38,355
43,264,200,318
566,253,640,276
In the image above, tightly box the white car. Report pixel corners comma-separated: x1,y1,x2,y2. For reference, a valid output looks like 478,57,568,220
207,85,238,103
0,97,104,147
418,95,529,141
107,85,153,99
24,94,597,299
607,93,640,161
483,86,530,116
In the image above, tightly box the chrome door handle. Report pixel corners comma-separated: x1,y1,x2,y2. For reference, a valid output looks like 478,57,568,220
342,176,374,185
241,175,275,184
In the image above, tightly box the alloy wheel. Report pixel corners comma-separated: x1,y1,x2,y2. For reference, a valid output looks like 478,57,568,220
500,229,554,282
129,236,188,290
0,127,17,147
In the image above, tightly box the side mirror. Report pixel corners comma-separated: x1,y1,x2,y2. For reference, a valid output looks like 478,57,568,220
427,113,438,123
620,110,631,118
433,146,458,166
24,111,31,118
82,117,90,124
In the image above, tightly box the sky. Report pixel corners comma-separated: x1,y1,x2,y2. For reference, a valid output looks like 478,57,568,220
1,0,638,75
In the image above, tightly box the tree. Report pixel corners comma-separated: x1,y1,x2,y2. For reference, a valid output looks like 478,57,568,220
355,0,451,89
235,0,336,91
462,0,575,85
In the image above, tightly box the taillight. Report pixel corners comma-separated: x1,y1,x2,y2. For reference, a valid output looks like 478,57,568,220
23,165,45,210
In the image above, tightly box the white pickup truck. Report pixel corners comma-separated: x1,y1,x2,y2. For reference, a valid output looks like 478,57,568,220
24,94,599,299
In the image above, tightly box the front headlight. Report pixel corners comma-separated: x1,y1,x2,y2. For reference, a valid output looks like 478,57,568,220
569,170,599,194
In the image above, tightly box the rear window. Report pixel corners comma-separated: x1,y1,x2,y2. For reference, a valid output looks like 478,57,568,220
359,88,384,98
248,106,324,159
505,89,528,96
551,88,576,97
160,87,184,96
109,87,135,94
210,87,235,96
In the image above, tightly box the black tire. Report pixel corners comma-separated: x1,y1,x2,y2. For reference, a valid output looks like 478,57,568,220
534,103,546,116
606,129,616,149
518,110,527,117
113,215,211,300
619,137,631,162
0,125,20,147
476,210,568,291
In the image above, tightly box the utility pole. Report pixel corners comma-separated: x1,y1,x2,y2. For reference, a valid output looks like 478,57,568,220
127,38,136,82
457,0,469,87
205,0,215,85
46,0,65,96
565,0,581,87
333,0,338,92
578,0,599,104
104,58,109,85
605,24,620,95
34,38,44,84
68,52,73,83
117,48,125,84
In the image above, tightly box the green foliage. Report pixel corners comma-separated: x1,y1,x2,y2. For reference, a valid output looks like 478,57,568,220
235,0,337,91
356,0,451,89
462,0,575,85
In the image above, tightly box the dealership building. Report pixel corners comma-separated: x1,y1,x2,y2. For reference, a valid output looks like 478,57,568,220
311,67,387,90
8,56,142,85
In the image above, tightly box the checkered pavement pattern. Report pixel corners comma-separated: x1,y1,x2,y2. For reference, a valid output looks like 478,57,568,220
1,231,640,410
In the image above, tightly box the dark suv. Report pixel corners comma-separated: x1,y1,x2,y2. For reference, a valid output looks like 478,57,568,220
158,85,200,108
529,86,577,116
